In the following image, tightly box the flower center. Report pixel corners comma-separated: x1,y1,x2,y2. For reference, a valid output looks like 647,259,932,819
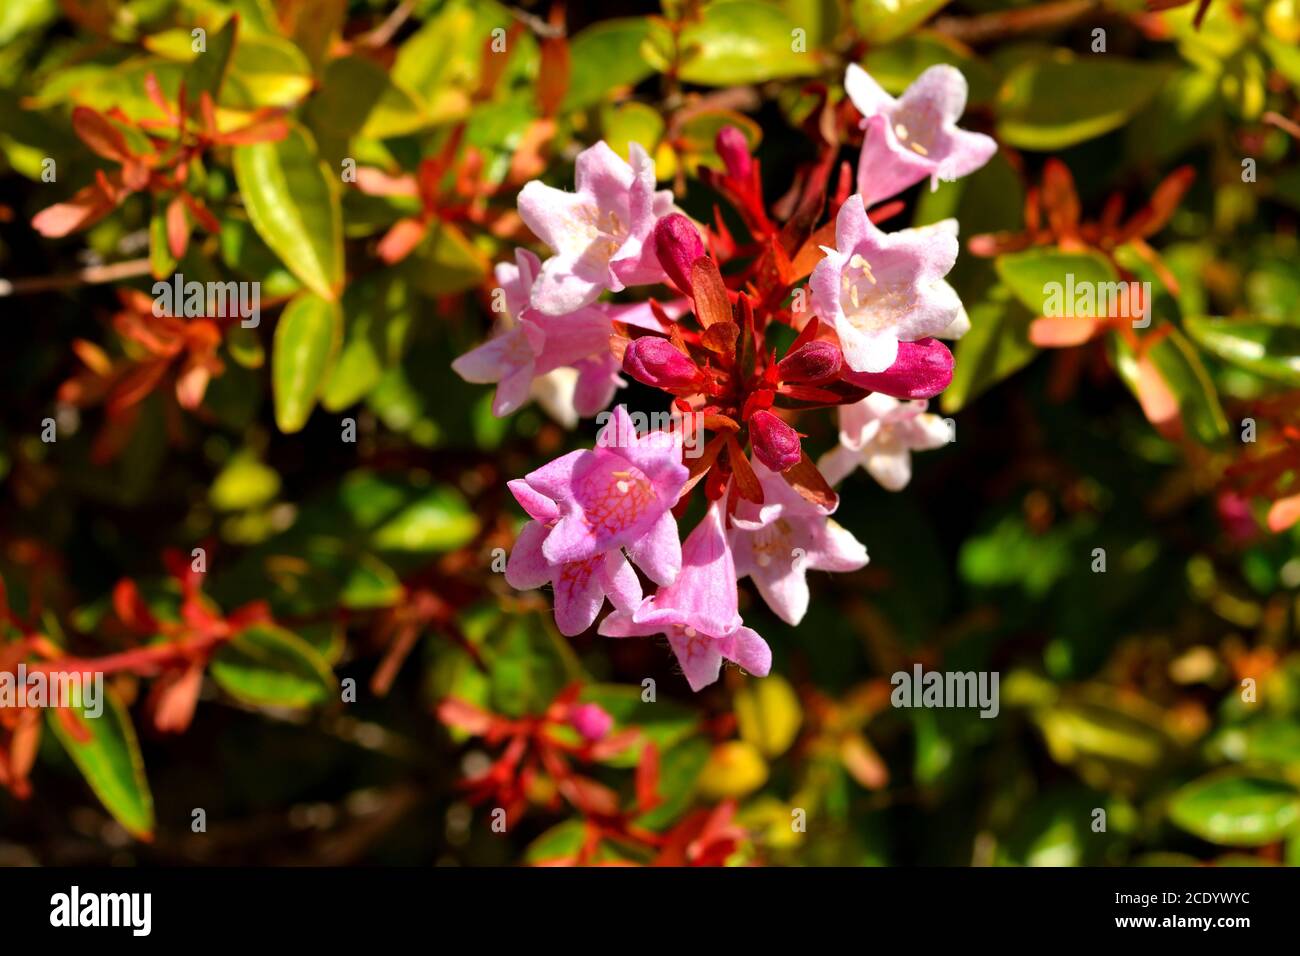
839,252,918,333
892,102,942,158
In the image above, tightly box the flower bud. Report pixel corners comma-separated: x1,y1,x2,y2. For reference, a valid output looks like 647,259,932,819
749,410,802,472
840,338,953,400
777,340,842,383
654,214,705,295
716,125,753,181
569,702,613,742
623,336,701,391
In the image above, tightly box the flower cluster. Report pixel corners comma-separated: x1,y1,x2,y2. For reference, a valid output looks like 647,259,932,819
454,65,995,690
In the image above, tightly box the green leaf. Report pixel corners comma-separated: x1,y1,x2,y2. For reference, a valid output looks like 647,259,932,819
210,623,337,709
676,1,819,86
997,54,1168,150
941,290,1036,413
1169,771,1300,846
995,247,1118,315
851,0,950,45
48,686,154,839
210,449,281,511
224,34,315,109
371,484,479,552
233,124,343,300
565,18,656,111
272,290,340,433
309,55,453,140
1111,326,1229,444
321,274,413,411
1184,316,1300,387
734,674,803,758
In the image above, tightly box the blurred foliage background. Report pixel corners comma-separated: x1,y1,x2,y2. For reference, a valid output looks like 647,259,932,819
2,0,1300,866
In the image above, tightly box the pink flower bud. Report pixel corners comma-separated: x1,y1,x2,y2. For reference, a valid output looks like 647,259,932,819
654,214,705,295
840,338,953,400
623,337,701,391
778,340,842,383
749,410,802,472
716,126,753,181
569,702,613,742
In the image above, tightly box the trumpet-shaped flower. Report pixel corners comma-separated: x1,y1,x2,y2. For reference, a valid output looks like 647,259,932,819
600,503,771,691
846,63,997,207
519,141,674,315
730,461,869,625
810,196,961,374
818,393,952,491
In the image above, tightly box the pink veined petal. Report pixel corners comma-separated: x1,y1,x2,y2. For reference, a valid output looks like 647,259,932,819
808,519,870,573
897,64,970,127
751,556,811,626
834,194,874,258
722,626,772,678
836,321,900,374
845,63,897,119
601,550,643,612
523,449,588,501
493,362,536,417
817,443,864,487
450,323,539,385
866,446,913,491
667,631,725,692
634,504,741,638
573,140,636,203
857,113,935,207
517,180,594,261
504,520,555,591
935,128,998,185
597,606,656,638
626,509,683,586
508,478,560,522
551,555,608,636
530,252,610,315
572,354,623,418
533,308,614,372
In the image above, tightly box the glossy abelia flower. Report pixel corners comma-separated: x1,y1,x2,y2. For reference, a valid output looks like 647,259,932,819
504,495,643,636
600,503,771,691
518,141,674,315
517,404,689,578
810,196,961,374
452,250,617,418
818,393,952,491
846,63,997,207
730,461,868,626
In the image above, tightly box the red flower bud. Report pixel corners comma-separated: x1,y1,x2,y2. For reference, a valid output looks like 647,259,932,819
623,336,701,391
654,214,705,295
749,410,802,472
716,125,753,182
840,338,953,400
777,340,842,383
568,702,613,742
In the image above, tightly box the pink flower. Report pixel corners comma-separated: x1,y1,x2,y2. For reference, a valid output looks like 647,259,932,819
518,141,674,315
730,460,868,626
846,64,997,207
810,195,961,374
568,702,614,742
451,249,618,418
600,503,771,692
503,406,689,636
818,393,952,491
